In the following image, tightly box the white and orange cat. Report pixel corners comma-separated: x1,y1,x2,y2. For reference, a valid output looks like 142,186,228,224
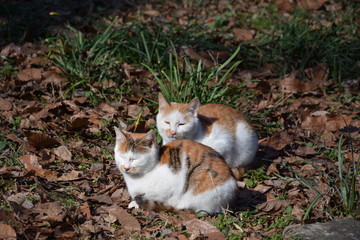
156,93,258,171
114,127,237,214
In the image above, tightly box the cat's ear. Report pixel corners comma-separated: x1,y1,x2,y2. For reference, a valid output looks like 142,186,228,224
144,130,156,142
143,130,157,147
158,92,170,111
188,97,200,117
114,127,127,143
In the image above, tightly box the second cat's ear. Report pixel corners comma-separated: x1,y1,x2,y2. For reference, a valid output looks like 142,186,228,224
158,92,170,111
114,127,127,143
143,130,157,147
188,97,200,117
144,130,156,142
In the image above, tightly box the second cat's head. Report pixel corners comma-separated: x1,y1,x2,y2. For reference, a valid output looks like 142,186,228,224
156,93,200,142
114,127,158,175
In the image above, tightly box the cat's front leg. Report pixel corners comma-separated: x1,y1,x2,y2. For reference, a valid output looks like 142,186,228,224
128,193,145,209
128,200,140,209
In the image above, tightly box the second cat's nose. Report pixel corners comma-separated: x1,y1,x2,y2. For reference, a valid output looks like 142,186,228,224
170,131,177,136
124,166,130,172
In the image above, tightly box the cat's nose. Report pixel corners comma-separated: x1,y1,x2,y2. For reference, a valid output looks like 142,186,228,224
170,131,177,136
123,166,131,172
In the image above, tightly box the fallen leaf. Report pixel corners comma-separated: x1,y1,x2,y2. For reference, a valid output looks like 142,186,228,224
102,205,141,231
143,9,160,16
127,104,150,118
0,98,12,111
79,202,92,221
57,170,82,181
18,155,58,181
258,200,290,213
16,68,42,81
40,73,67,87
87,194,114,205
233,28,254,41
298,0,328,10
98,102,118,114
67,117,89,130
262,132,292,151
32,202,66,222
301,114,352,132
24,130,60,149
54,146,72,161
0,223,16,239
182,219,226,240
305,63,329,82
325,115,352,131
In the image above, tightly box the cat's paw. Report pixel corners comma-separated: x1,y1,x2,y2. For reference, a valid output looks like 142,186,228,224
128,200,140,209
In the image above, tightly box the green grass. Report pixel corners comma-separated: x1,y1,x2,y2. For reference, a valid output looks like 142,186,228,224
240,8,360,84
212,210,296,239
243,164,269,188
285,135,359,219
146,46,248,105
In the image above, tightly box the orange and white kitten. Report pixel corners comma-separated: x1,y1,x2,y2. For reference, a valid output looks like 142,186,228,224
156,93,258,169
114,127,237,214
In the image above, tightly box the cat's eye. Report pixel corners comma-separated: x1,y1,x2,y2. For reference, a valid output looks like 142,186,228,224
164,121,170,125
178,123,185,126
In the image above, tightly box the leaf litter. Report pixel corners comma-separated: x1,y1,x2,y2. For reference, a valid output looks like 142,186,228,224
0,0,359,239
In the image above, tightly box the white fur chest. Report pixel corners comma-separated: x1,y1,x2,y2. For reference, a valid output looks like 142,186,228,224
123,164,187,203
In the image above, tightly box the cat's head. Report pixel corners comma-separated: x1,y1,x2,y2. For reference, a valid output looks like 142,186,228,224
156,93,200,142
114,127,158,175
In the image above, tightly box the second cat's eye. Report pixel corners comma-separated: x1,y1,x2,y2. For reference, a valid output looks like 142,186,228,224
164,121,170,125
178,123,185,126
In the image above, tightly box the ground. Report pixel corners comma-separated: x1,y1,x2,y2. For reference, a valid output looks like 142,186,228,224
0,0,359,239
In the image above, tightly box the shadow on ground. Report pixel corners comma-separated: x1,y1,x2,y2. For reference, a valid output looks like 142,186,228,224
0,0,145,46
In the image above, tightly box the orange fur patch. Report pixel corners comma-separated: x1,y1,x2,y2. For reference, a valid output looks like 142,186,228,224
198,104,246,135
160,140,233,195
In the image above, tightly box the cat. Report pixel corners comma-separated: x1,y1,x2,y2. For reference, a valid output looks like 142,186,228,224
156,93,258,174
114,127,238,214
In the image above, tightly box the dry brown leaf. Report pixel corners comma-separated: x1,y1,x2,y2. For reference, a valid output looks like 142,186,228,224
16,68,42,81
57,170,82,181
87,194,114,205
266,163,280,175
183,219,226,240
253,184,272,194
325,115,352,131
276,0,296,12
0,43,19,57
40,73,67,87
297,0,328,10
0,223,17,239
102,205,141,231
32,202,66,222
258,200,290,213
24,130,60,149
262,132,292,151
302,114,352,132
79,202,92,221
233,28,254,41
143,9,160,16
0,98,12,111
18,155,58,181
54,146,72,161
280,68,329,93
127,104,150,118
305,64,329,82
67,117,89,130
98,102,118,114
